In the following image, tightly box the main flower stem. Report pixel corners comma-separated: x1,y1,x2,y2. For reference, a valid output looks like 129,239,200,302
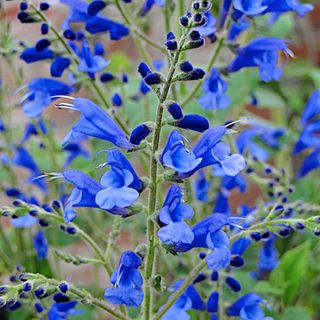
143,31,189,320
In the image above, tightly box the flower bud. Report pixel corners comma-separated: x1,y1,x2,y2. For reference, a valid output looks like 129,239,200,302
166,102,183,120
100,72,114,83
40,2,50,11
179,61,193,73
35,39,51,52
138,62,151,78
225,276,241,292
88,0,106,16
174,114,209,132
58,282,69,293
130,123,154,145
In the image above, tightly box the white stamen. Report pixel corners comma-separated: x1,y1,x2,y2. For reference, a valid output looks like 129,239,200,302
55,104,78,112
50,95,75,100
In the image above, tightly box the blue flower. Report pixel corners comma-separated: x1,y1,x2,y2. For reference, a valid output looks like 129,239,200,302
228,37,292,82
237,125,285,161
20,47,54,63
13,146,47,191
194,171,210,202
228,17,251,41
63,139,90,167
226,293,269,320
48,301,81,320
18,78,72,117
293,120,320,154
158,185,194,247
234,0,268,16
198,68,231,110
300,89,320,126
160,130,202,173
33,231,49,260
78,40,110,76
86,16,130,40
139,0,164,16
21,119,47,144
219,0,232,28
60,0,91,29
58,170,103,221
60,98,132,149
193,13,216,39
161,280,205,320
51,57,71,77
95,149,142,211
258,236,278,272
298,148,320,177
263,0,313,17
104,251,143,307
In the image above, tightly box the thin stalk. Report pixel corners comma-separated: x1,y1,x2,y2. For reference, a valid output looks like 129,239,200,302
104,215,122,263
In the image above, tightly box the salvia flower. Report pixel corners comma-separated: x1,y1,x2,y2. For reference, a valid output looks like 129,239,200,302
257,236,278,272
228,17,250,41
300,89,320,126
139,0,164,16
228,37,292,82
63,139,90,167
48,301,81,320
194,170,210,202
33,231,49,260
158,185,194,247
193,12,216,40
226,293,270,320
161,280,205,320
95,149,142,211
298,148,320,177
263,0,313,17
104,251,143,307
20,47,54,63
198,68,231,110
59,98,132,149
18,78,72,117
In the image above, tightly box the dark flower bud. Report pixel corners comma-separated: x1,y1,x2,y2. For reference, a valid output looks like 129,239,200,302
193,13,202,22
20,2,28,11
175,114,209,132
144,72,162,85
35,39,51,52
208,291,219,313
29,209,38,217
10,275,18,282
166,40,178,51
278,228,291,237
193,273,206,284
130,123,153,145
192,1,200,10
166,102,183,120
100,72,114,83
2,210,10,217
261,231,270,239
40,2,50,11
225,277,241,292
34,287,46,299
63,29,76,40
58,282,69,293
0,286,8,294
17,12,37,23
88,0,106,16
246,167,254,174
39,219,49,227
166,32,175,40
34,302,44,313
189,30,201,41
182,38,205,50
122,73,129,83
180,16,189,27
230,256,245,268
201,0,211,11
314,230,320,237
0,297,6,308
51,57,70,77
22,282,33,292
211,271,218,281
51,200,61,211
138,62,151,78
199,252,206,259
250,232,261,242
112,93,122,107
12,199,24,207
180,61,193,73
41,23,49,35
66,226,77,235
53,292,69,303
275,205,284,211
18,273,28,281
295,222,305,230
174,68,205,81
7,300,22,311
265,167,273,174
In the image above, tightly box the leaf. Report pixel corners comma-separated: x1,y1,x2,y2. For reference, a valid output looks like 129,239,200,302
282,306,311,320
270,241,310,305
253,280,283,296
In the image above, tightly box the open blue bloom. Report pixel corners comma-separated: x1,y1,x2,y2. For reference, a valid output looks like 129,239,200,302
63,139,90,167
95,149,142,211
18,78,72,117
60,0,91,29
60,98,132,149
219,0,232,28
33,231,49,260
298,148,320,177
59,170,103,222
13,146,47,191
139,0,164,16
228,17,250,41
258,236,278,272
300,89,320,126
227,293,269,320
161,280,205,320
86,16,129,40
294,120,320,154
193,12,217,39
194,171,210,202
198,68,231,110
21,119,47,144
48,301,81,320
263,0,313,17
160,130,202,173
158,185,194,247
228,37,291,82
234,0,268,16
78,40,110,76
105,251,143,307
20,47,54,63
237,125,285,161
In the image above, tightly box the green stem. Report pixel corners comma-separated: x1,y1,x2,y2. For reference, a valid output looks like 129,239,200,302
104,215,122,264
143,29,190,320
181,37,225,108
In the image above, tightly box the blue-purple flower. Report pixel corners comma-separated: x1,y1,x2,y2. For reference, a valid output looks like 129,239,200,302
139,0,164,16
104,251,143,307
33,231,49,260
48,301,81,320
158,185,194,247
198,68,231,110
228,37,292,82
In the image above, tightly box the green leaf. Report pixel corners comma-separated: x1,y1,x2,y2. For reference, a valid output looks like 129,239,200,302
270,241,310,305
253,280,283,296
282,306,311,320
